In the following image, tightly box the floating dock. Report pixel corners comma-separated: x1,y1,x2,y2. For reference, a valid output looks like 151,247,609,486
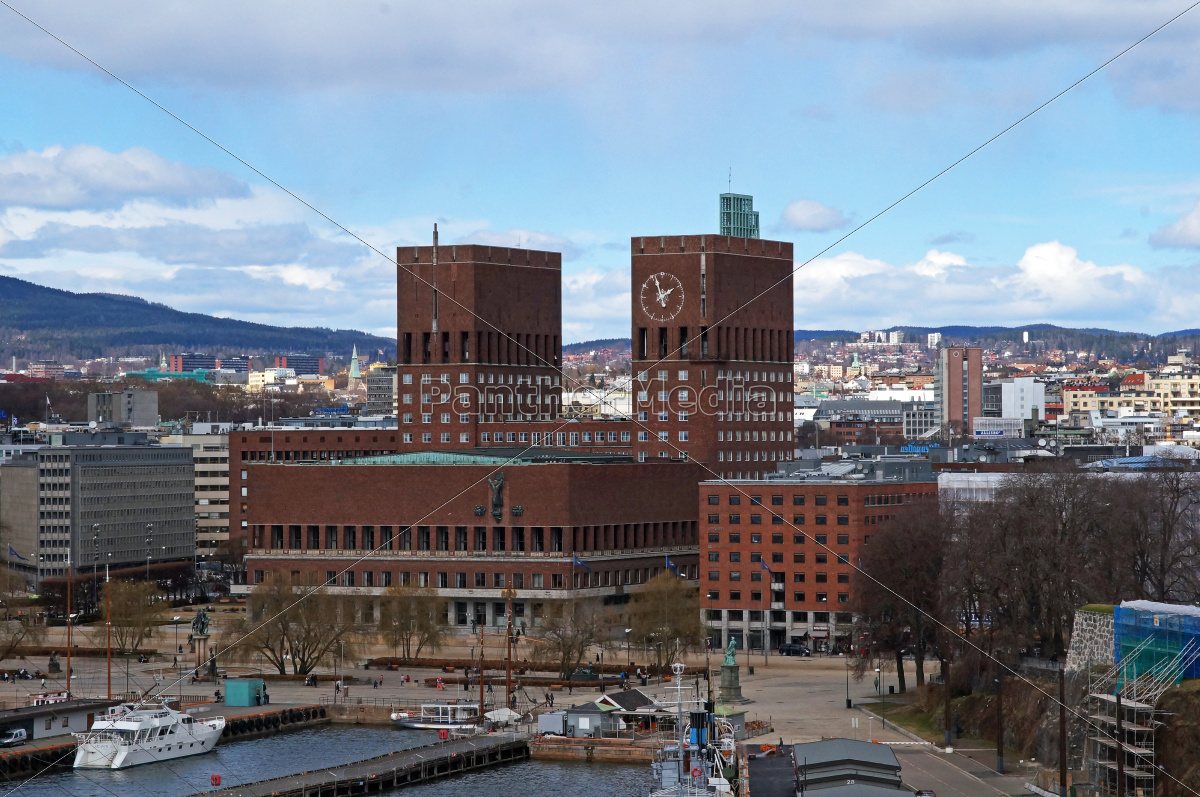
198,733,530,797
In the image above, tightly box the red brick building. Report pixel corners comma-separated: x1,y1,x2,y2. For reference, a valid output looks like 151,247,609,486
241,451,701,625
699,463,936,652
395,235,563,450
630,235,795,476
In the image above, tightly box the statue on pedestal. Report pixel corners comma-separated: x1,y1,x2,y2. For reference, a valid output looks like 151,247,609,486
722,636,738,667
191,608,210,637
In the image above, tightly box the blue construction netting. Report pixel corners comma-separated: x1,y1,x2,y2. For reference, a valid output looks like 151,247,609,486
1114,602,1200,684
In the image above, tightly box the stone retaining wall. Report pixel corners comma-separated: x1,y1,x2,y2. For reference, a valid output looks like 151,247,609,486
1065,608,1114,672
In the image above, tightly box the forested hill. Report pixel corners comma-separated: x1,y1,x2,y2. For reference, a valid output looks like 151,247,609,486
0,275,395,361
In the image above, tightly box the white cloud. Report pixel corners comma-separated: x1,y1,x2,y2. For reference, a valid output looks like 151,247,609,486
779,199,849,232
0,145,247,210
792,241,1192,333
562,267,630,341
2,1,1197,111
1149,199,1200,248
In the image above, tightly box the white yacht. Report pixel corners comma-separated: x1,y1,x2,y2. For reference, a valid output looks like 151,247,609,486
390,702,480,730
73,702,225,769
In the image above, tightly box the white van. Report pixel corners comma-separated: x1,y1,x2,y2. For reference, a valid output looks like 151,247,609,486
0,728,27,747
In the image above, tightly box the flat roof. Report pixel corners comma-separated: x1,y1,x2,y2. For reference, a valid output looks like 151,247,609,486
335,448,634,466
0,699,119,722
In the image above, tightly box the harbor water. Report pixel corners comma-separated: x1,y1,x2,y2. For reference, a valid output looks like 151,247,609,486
2,726,654,797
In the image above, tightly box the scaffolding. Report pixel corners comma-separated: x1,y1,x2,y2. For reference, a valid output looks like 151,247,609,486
1084,639,1200,796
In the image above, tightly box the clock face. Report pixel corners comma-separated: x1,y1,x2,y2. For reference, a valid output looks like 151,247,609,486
639,272,685,322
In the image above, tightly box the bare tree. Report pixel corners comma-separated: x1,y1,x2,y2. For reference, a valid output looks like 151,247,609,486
626,572,704,673
0,541,43,661
539,598,605,678
109,580,163,653
223,572,358,674
379,585,445,661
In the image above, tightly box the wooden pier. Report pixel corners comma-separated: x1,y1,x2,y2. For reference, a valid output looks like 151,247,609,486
198,733,530,797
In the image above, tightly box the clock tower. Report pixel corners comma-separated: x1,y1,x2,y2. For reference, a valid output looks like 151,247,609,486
630,234,795,478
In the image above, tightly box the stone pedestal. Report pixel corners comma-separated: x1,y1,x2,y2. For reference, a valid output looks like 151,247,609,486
718,663,751,704
192,634,210,675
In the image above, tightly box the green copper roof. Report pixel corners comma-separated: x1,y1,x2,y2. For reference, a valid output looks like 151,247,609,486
341,451,515,466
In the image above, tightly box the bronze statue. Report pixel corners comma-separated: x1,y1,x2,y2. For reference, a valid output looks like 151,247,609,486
487,472,505,522
723,636,738,667
191,608,210,636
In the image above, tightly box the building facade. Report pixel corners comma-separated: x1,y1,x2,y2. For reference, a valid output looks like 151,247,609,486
0,444,195,583
166,428,230,557
700,461,936,652
629,235,795,476
87,389,159,427
934,346,982,435
168,353,218,372
274,355,325,376
239,452,701,623
365,366,398,416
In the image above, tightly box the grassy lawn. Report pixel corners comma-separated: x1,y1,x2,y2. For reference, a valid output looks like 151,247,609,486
857,701,941,744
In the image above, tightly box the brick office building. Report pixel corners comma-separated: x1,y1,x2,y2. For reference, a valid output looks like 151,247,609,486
629,235,795,477
699,459,937,653
241,451,701,625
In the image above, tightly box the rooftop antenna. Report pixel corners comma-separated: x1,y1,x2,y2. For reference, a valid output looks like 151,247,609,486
727,167,731,192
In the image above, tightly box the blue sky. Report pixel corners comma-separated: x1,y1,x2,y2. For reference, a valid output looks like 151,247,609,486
2,1,1200,342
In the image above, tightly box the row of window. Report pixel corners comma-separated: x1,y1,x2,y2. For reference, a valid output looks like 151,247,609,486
707,513,851,526
266,525,566,552
399,373,560,386
705,609,853,624
706,532,850,545
704,588,850,604
708,494,852,506
709,551,850,567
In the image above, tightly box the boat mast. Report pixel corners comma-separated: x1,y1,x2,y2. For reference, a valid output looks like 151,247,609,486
478,622,485,724
505,586,513,711
66,551,72,699
106,562,111,700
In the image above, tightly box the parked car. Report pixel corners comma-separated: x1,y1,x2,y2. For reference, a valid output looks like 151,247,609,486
0,729,27,747
915,790,937,797
778,643,810,657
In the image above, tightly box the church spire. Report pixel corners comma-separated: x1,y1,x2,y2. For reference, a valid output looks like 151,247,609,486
349,345,361,379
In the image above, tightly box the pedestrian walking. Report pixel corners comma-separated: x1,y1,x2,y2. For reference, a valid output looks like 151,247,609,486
263,685,270,705
373,679,378,689
567,683,573,696
335,680,342,696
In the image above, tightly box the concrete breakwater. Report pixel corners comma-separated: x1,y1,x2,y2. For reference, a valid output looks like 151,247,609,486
530,735,657,763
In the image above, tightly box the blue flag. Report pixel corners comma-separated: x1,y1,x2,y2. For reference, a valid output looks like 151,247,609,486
759,559,773,578
7,546,26,561
0,409,8,419
665,555,679,575
572,555,591,573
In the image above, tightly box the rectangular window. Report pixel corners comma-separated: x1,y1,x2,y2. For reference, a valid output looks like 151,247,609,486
793,515,805,525
837,573,850,583
793,572,805,582
729,495,741,505
708,495,720,505
793,495,805,506
816,592,827,603
750,514,762,525
729,514,740,524
708,514,719,524
837,495,849,506
837,534,849,545
816,515,827,525
793,552,805,564
729,571,741,581
794,592,805,603
815,495,827,506
837,515,849,526
345,571,355,587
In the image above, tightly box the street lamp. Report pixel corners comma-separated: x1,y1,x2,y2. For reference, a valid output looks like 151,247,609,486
338,640,345,704
92,524,100,614
173,616,182,701
624,628,632,667
145,524,154,581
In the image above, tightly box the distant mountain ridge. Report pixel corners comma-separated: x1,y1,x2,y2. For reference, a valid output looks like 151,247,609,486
567,323,1199,353
0,275,395,359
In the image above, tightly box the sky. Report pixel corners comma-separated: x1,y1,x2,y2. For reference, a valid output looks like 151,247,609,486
2,1,1200,343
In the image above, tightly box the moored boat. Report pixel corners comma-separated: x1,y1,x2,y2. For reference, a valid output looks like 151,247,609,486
73,701,225,769
389,702,481,730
